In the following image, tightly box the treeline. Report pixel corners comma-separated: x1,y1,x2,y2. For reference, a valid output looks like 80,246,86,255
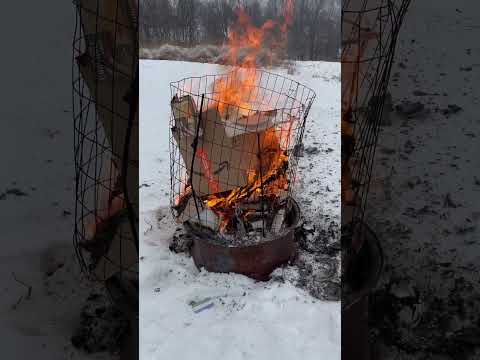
140,0,340,61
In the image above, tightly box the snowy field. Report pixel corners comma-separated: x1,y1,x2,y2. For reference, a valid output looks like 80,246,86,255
139,59,340,360
0,2,116,360
366,0,480,358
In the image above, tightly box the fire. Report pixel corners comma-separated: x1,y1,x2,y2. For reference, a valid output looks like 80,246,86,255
174,2,299,234
203,2,297,233
203,128,289,232
205,152,289,232
212,1,295,118
195,147,220,193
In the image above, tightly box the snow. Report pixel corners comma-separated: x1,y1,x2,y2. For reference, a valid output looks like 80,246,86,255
0,1,114,359
139,59,340,360
366,0,480,358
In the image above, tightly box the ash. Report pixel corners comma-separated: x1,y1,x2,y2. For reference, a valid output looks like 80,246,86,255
170,223,277,249
170,212,341,302
211,231,280,247
170,223,340,303
272,217,341,301
71,293,128,355
278,119,342,301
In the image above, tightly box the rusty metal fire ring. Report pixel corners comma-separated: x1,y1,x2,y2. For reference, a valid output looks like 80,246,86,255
342,221,384,310
188,198,300,281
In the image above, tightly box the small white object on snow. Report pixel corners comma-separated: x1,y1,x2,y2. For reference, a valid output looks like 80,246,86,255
190,297,215,314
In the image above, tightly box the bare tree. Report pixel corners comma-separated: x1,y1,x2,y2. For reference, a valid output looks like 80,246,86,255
140,0,341,61
244,0,264,27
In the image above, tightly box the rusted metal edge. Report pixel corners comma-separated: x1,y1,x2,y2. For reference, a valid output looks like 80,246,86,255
189,198,301,281
342,221,384,310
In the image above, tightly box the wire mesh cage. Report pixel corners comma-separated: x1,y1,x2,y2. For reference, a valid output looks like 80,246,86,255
169,69,316,245
72,0,139,284
341,0,411,245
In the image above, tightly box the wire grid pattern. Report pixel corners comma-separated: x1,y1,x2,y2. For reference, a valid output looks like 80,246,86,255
341,0,411,236
72,0,139,281
169,70,315,237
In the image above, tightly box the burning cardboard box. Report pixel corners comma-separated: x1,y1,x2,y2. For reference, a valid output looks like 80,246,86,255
169,62,315,241
171,95,286,195
170,94,291,230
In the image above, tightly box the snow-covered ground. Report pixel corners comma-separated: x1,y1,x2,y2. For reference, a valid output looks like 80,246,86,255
366,1,480,358
0,1,116,359
139,59,340,360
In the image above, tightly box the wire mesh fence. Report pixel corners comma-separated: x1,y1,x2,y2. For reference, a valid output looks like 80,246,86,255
341,0,412,245
72,0,139,283
169,69,316,245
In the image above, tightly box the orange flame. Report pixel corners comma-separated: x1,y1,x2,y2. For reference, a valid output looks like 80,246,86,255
212,1,295,118
176,2,298,233
195,147,220,193
203,128,289,231
206,2,296,232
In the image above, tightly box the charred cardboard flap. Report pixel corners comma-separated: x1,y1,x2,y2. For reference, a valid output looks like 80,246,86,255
171,95,201,137
223,109,281,138
175,195,201,224
93,217,137,281
172,104,281,197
